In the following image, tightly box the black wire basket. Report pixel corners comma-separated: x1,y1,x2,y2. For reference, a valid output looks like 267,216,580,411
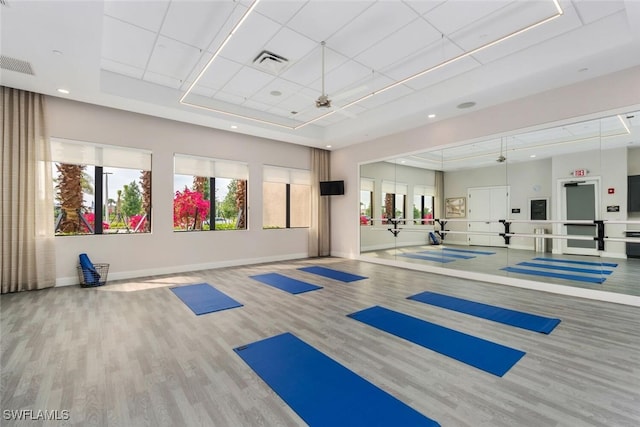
77,263,109,287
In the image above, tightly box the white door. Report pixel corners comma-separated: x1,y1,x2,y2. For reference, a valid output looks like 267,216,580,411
468,186,509,247
561,180,599,256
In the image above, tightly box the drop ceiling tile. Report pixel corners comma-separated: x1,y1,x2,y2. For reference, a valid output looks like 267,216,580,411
314,59,373,100
402,0,445,15
143,70,183,89
470,4,606,65
572,0,625,24
262,27,317,70
355,18,442,70
220,66,275,98
380,37,466,81
161,1,237,49
401,55,480,91
449,1,571,61
280,47,348,87
327,1,420,58
102,16,156,69
286,0,374,42
275,87,319,113
101,58,144,79
356,83,413,110
103,0,169,32
422,0,511,35
255,1,306,24
146,36,201,82
242,98,273,112
212,91,247,105
190,85,215,98
250,78,306,105
187,55,243,91
219,11,282,64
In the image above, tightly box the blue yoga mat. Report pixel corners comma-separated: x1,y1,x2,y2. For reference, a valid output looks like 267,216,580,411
298,266,367,282
502,266,605,284
518,261,613,275
408,291,561,334
442,247,496,255
250,273,322,294
170,283,242,315
419,251,475,260
533,257,618,268
234,332,439,427
348,306,525,377
400,253,456,263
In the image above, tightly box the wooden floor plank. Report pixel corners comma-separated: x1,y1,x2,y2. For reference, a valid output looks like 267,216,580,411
1,258,639,426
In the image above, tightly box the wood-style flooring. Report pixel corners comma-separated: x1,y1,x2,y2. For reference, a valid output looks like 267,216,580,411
2,258,639,426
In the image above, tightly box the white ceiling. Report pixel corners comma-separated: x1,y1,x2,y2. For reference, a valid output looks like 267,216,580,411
2,0,640,150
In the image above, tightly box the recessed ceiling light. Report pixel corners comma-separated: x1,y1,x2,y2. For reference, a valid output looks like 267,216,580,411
57,88,69,94
428,114,436,118
325,145,332,148
270,90,282,97
530,154,537,158
457,101,476,109
230,125,238,129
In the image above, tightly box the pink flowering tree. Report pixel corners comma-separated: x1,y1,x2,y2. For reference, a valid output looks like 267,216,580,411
173,188,210,230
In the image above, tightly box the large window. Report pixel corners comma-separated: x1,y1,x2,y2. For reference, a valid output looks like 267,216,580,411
51,139,152,235
263,166,310,229
413,185,434,225
174,154,248,231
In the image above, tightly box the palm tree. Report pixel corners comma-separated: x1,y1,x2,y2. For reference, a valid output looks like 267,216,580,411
140,170,151,232
56,163,84,233
236,179,247,229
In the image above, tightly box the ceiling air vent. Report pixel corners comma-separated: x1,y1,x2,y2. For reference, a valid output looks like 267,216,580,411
0,55,34,75
252,50,288,75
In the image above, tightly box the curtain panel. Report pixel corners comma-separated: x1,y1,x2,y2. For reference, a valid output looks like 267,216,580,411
308,148,330,257
1,87,56,293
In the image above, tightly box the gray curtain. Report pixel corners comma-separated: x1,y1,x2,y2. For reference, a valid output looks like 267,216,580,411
1,87,56,293
434,170,444,219
309,148,330,257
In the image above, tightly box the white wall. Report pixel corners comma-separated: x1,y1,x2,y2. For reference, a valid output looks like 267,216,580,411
47,97,311,285
331,65,640,259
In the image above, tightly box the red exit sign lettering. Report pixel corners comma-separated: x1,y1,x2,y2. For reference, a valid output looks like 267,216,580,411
574,169,587,177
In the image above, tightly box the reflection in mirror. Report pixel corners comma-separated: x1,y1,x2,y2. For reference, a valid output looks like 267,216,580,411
360,109,640,298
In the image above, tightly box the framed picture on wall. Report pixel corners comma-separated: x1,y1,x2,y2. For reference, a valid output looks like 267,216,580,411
445,197,466,218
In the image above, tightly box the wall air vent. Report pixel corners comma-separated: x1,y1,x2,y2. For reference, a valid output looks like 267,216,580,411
252,50,289,75
0,55,34,75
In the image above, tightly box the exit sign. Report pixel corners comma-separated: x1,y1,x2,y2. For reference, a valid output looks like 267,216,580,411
574,169,587,177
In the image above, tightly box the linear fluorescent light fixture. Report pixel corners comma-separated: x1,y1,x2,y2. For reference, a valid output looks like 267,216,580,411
180,0,563,130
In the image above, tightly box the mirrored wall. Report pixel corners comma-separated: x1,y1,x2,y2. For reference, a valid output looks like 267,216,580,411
360,109,640,297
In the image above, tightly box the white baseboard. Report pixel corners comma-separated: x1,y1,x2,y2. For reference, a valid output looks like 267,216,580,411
55,252,309,287
360,240,428,252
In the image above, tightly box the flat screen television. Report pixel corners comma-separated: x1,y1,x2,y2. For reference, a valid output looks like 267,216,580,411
320,180,344,196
